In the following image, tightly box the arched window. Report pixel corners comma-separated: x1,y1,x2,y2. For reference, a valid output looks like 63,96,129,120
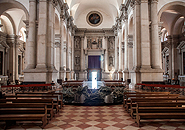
19,27,26,42
0,18,3,32
164,32,168,41
161,28,168,42
182,18,185,33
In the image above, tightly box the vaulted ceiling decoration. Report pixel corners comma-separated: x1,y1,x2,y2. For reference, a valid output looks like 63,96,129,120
65,0,122,28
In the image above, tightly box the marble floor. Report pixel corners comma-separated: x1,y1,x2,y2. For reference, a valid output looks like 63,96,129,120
1,105,185,130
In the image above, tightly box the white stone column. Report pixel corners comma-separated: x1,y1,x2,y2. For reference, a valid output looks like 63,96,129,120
15,40,19,80
36,0,47,70
71,35,75,80
124,18,129,81
7,35,16,82
140,0,151,69
118,30,123,71
104,36,109,72
167,35,172,79
59,14,65,80
131,0,141,84
80,36,84,71
114,34,118,80
114,36,118,71
47,0,57,73
66,28,70,72
25,0,37,69
151,0,160,69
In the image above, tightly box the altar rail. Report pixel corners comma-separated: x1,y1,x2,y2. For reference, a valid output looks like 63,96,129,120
136,83,185,95
1,84,54,93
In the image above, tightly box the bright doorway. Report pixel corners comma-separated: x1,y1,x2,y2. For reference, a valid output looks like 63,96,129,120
92,71,97,89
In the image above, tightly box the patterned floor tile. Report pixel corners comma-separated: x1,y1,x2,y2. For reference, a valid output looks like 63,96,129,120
84,126,102,130
76,123,92,129
68,120,83,126
103,126,121,130
5,104,185,130
94,123,109,128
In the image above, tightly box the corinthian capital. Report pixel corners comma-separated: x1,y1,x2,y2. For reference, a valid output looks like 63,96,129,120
151,0,158,3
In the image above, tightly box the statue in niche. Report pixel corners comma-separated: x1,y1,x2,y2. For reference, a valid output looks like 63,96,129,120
75,38,80,49
98,39,102,48
109,39,114,49
75,56,80,65
109,56,113,66
87,39,91,49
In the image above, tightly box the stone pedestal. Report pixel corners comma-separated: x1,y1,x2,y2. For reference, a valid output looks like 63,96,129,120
102,72,110,80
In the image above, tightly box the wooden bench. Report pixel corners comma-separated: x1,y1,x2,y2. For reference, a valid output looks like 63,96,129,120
123,92,171,107
0,103,47,129
135,102,185,127
124,94,179,112
16,92,63,108
130,97,185,118
5,95,59,113
1,83,53,93
0,99,54,120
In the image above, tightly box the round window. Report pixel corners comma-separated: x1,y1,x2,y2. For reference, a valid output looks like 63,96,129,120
87,11,103,27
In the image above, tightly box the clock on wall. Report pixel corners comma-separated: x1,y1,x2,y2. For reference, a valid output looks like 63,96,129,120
87,11,103,27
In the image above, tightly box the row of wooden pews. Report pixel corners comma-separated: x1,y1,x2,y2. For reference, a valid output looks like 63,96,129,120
123,91,185,127
136,83,185,95
0,87,63,129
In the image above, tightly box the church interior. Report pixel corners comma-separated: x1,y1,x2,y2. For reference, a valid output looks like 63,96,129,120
0,0,185,129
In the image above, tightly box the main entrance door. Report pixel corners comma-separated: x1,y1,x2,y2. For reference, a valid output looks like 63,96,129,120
87,56,101,81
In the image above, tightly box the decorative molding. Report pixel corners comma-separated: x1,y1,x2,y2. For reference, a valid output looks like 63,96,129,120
55,42,61,48
177,41,185,53
162,47,169,54
151,0,158,3
86,11,103,27
52,0,58,7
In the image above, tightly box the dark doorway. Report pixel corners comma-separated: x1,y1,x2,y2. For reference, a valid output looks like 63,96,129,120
88,55,101,81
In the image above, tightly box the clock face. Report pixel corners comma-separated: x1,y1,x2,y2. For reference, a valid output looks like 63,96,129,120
89,13,100,25
87,11,103,27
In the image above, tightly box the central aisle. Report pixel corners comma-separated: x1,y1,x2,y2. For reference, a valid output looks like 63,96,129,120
6,105,185,129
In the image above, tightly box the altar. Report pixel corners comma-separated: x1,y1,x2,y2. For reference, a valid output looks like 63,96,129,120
61,81,126,105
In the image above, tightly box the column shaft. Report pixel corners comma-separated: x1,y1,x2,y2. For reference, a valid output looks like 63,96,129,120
140,0,151,69
151,0,160,69
119,30,123,71
133,1,141,70
104,37,109,72
124,20,128,71
36,0,47,70
26,0,37,69
80,37,84,71
114,36,118,71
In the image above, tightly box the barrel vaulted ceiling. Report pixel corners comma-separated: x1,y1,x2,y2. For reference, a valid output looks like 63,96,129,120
65,0,122,28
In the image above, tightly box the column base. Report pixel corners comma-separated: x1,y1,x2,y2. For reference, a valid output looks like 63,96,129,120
71,71,75,80
140,68,164,82
123,69,129,82
118,70,123,80
78,71,87,81
113,70,118,80
101,72,111,80
23,66,58,83
59,70,66,81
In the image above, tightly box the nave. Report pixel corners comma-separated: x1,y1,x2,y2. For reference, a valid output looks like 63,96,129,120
1,104,185,130
1,83,185,130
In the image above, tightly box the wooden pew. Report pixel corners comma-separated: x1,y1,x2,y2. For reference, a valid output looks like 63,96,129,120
0,103,47,129
4,95,59,113
1,83,53,93
0,99,54,120
135,102,185,127
130,97,185,118
124,94,179,112
16,92,63,108
123,91,171,107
